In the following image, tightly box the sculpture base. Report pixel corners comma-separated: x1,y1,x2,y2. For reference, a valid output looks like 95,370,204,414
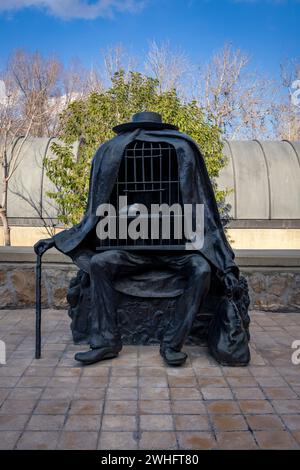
67,271,250,347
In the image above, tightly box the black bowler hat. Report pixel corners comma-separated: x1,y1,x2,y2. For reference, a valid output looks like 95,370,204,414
112,111,178,134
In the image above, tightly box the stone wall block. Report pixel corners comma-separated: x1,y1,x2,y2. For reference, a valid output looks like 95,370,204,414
44,266,76,309
0,261,299,312
10,269,47,306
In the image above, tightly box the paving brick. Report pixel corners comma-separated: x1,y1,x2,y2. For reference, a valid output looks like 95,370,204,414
206,400,240,414
0,414,29,430
226,376,258,387
254,430,298,449
194,367,223,377
139,376,168,388
47,376,79,388
34,399,70,415
0,366,27,377
232,387,265,400
177,432,217,450
16,431,60,450
74,388,106,400
140,414,173,431
139,400,171,414
222,367,251,377
211,414,248,431
138,356,164,367
8,387,43,400
98,431,138,450
255,376,287,387
172,400,206,415
271,400,300,414
190,357,218,368
216,431,258,449
54,367,81,377
170,387,201,400
139,431,178,450
290,385,300,397
24,367,55,377
280,415,300,431
0,431,21,449
262,387,298,399
69,400,104,415
16,376,50,388
79,376,109,388
58,431,98,450
0,399,37,414
176,431,217,450
0,388,11,405
291,431,300,446
282,376,300,387
167,376,197,388
197,377,228,388
64,414,101,431
102,414,137,431
105,400,137,415
0,376,20,387
166,367,194,377
110,376,138,387
83,366,110,376
238,400,274,414
249,366,281,377
107,387,138,400
174,414,210,431
139,387,170,400
202,387,233,400
26,414,65,431
246,414,284,430
139,367,166,377
41,387,75,399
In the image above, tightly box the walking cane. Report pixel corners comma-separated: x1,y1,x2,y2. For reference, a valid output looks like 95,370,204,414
35,253,42,359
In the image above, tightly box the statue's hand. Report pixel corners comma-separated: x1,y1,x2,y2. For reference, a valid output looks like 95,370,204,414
34,238,55,256
224,272,239,296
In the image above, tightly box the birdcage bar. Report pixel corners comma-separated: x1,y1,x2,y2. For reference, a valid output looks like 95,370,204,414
150,142,154,191
98,140,185,250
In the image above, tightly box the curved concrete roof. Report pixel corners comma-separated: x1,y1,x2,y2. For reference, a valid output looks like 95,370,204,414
0,137,79,221
1,137,299,223
220,139,300,220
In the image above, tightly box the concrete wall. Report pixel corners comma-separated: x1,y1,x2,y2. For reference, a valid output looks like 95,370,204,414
0,227,63,247
0,247,300,312
1,139,300,250
228,228,300,249
1,227,300,249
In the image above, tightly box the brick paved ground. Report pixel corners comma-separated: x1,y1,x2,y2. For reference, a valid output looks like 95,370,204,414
0,309,300,450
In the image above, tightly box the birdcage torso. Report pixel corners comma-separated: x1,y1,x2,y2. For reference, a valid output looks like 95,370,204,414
96,140,186,250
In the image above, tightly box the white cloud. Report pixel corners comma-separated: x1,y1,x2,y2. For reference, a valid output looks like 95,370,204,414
0,0,146,20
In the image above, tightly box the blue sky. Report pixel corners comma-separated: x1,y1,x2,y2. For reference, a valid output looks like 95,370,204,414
0,0,299,79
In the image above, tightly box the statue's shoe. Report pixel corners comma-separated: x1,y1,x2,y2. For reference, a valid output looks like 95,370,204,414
160,347,187,366
75,347,120,365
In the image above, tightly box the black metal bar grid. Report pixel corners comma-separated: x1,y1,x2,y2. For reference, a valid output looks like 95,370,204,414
98,140,185,250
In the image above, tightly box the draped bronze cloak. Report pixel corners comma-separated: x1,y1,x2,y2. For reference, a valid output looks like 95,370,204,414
53,128,238,286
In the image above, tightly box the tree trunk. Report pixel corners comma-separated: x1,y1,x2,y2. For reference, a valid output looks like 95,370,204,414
1,151,11,246
0,208,10,246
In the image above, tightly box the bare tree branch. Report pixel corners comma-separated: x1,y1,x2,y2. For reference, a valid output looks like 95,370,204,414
196,43,275,139
145,40,191,95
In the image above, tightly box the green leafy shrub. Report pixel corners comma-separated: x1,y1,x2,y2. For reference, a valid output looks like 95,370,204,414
45,70,227,226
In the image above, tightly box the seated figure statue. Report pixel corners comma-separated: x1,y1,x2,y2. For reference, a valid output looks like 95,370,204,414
35,112,250,367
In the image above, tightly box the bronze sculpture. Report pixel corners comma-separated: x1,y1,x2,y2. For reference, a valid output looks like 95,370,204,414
35,112,250,366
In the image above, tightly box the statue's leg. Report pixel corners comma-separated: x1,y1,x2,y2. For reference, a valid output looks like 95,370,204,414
75,249,152,365
160,253,211,365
